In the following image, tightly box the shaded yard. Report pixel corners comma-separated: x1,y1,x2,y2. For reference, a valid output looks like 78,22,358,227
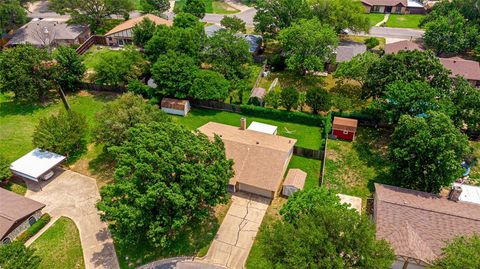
31,217,84,269
116,201,231,269
386,14,424,29
323,127,393,204
82,46,122,70
173,108,323,149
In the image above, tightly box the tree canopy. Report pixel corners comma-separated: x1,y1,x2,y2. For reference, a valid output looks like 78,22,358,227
33,110,88,158
139,0,170,14
0,0,28,34
97,122,234,248
52,45,86,92
220,16,246,33
182,0,206,18
333,51,380,86
306,87,331,114
132,18,157,48
279,18,338,75
309,0,370,33
429,234,480,269
190,69,230,100
94,93,170,149
257,188,395,268
389,112,469,193
0,155,12,182
0,241,41,269
280,87,299,111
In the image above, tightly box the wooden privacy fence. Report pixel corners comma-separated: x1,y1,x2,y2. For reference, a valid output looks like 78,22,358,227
319,136,329,186
190,100,241,112
293,146,323,160
76,35,107,55
79,82,127,93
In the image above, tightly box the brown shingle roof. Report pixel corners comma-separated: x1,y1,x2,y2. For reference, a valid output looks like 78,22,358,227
384,40,424,54
283,169,306,189
0,188,45,240
161,98,188,110
105,14,172,36
198,122,296,192
439,57,480,81
374,183,480,263
361,0,407,6
333,117,358,132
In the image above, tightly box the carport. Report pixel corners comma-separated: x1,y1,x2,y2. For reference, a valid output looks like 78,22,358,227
10,148,66,182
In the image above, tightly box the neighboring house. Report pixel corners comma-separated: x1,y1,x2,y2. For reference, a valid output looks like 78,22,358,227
384,40,424,54
198,119,296,199
374,183,480,268
104,14,172,46
361,0,425,14
6,18,90,47
335,41,367,63
160,98,190,116
204,24,263,54
332,117,358,141
439,57,480,87
0,188,45,244
10,148,66,182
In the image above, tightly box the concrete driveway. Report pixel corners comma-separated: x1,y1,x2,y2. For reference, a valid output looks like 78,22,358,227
199,192,270,269
25,169,119,269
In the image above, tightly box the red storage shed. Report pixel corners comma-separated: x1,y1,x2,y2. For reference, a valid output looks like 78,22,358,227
332,117,358,141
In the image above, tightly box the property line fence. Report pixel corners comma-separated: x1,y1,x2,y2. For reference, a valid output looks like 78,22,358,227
190,100,241,112
76,35,106,55
79,82,127,93
293,146,323,160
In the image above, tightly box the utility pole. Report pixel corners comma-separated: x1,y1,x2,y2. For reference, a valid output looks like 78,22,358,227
58,86,71,111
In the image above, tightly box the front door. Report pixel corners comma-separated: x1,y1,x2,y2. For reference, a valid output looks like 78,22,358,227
385,6,392,13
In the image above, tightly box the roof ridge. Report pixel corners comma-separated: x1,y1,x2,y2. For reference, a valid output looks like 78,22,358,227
0,213,14,221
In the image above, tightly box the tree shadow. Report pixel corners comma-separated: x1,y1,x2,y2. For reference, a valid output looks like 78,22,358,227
0,97,54,116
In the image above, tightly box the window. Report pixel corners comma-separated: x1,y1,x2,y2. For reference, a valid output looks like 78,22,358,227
372,5,381,12
28,216,37,226
343,130,349,135
2,237,11,244
395,6,402,13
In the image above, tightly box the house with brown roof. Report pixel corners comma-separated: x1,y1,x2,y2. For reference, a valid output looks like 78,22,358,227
0,188,45,244
361,0,425,14
439,57,480,87
104,14,172,46
384,40,424,54
198,120,296,199
374,183,480,268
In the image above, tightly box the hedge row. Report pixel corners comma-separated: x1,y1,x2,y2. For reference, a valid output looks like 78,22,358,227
240,105,325,126
16,213,51,243
332,110,379,122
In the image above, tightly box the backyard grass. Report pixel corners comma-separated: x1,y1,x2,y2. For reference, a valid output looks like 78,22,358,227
0,91,116,163
82,46,122,70
287,155,321,190
364,13,386,26
173,108,323,149
386,14,424,29
323,127,393,204
174,0,239,14
116,201,231,268
1,180,27,195
341,35,386,50
31,217,84,269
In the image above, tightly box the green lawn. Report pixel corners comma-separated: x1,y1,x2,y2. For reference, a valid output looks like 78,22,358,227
386,14,424,29
364,13,386,26
0,92,116,163
286,155,321,191
174,0,239,14
323,127,393,203
31,217,84,269
173,108,322,149
82,46,122,70
1,181,27,195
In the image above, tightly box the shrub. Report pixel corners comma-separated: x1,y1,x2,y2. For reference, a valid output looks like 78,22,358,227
264,88,282,109
127,80,151,97
280,87,299,111
16,214,51,243
306,88,331,114
0,155,12,182
32,110,88,159
364,37,380,49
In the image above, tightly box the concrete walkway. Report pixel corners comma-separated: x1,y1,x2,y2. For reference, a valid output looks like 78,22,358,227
375,13,390,27
25,169,119,269
199,192,270,269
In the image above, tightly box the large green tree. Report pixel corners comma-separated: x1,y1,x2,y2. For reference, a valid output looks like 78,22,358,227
93,46,147,86
139,0,170,14
254,0,311,38
423,10,479,55
0,0,28,34
150,50,199,98
363,50,451,99
258,188,395,268
449,77,480,131
334,51,380,87
50,0,134,32
389,112,469,193
190,69,230,100
279,18,338,75
429,234,480,269
0,241,41,269
203,30,252,80
94,93,170,149
280,87,299,111
309,0,370,33
132,17,157,48
97,122,234,247
0,45,53,102
305,87,331,114
52,45,86,92
220,16,246,33
33,110,88,158
182,0,206,18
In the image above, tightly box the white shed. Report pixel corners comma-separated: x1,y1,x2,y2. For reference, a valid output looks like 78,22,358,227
161,98,190,116
10,148,66,182
282,169,307,197
247,121,278,135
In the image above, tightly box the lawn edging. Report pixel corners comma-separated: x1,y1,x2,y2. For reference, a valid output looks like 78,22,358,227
16,213,51,243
